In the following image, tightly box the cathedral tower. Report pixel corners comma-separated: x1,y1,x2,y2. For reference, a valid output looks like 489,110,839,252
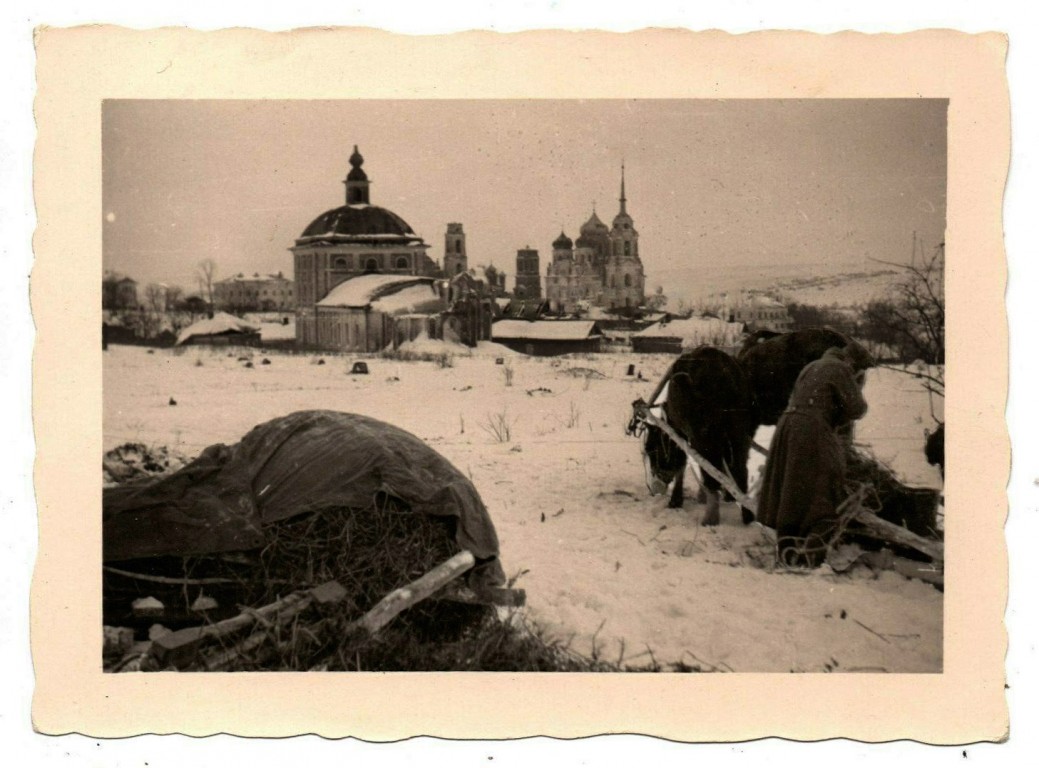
514,246,541,299
605,163,646,309
444,222,468,276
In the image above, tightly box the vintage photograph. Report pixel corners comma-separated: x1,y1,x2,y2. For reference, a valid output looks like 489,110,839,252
100,98,946,674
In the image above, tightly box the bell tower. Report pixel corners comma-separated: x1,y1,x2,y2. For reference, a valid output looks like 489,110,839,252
514,246,541,299
444,223,467,276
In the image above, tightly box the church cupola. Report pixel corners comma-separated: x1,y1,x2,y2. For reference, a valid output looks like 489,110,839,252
552,230,574,252
343,145,371,205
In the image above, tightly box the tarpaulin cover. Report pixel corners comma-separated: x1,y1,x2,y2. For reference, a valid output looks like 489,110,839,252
103,410,504,585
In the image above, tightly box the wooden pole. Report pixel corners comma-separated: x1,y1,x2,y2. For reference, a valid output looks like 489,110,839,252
633,401,757,512
353,550,476,637
847,507,945,563
150,589,320,668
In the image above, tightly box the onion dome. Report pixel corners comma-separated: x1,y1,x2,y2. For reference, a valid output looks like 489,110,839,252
552,230,573,250
580,209,609,235
346,145,367,181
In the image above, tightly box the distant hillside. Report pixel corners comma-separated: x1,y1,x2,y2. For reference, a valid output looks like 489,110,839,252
649,262,902,310
772,269,903,308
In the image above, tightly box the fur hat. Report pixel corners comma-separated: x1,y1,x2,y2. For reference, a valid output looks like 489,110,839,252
823,342,874,372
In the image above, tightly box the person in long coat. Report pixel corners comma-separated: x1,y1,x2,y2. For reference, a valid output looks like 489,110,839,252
757,346,871,566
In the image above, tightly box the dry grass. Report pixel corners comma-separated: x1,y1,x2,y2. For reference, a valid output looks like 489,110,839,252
481,408,515,443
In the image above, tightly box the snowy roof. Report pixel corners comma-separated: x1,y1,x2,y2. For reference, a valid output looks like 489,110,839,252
634,316,745,346
317,274,438,309
494,297,511,310
492,320,600,341
218,273,291,284
175,312,260,345
583,305,611,320
370,282,444,315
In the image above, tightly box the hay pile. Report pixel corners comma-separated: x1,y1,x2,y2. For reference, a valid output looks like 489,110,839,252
103,487,641,672
844,445,941,540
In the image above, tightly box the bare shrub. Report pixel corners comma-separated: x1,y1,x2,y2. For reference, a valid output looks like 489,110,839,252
380,348,455,368
481,408,515,443
564,401,581,429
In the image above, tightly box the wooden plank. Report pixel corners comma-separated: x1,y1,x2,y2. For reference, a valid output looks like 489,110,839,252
353,550,476,637
849,509,945,563
150,582,345,669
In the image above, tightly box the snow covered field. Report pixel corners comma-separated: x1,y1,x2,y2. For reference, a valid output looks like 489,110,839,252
103,343,943,673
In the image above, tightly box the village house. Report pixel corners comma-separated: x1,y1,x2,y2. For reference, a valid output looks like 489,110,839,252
726,295,794,333
214,272,295,312
491,319,603,356
631,315,746,354
102,273,140,310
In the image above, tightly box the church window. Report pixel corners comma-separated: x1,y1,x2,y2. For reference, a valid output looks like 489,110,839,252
334,256,348,269
396,256,409,270
456,240,463,254
624,241,631,256
365,258,378,272
624,274,632,288
455,263,463,274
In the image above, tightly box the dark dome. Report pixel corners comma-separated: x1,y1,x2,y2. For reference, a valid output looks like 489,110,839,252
552,230,573,250
298,205,417,241
580,210,609,234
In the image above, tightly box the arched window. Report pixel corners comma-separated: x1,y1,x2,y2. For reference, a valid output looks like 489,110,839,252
364,258,378,273
396,256,409,270
614,241,622,256
455,263,463,274
456,240,463,254
516,286,526,298
624,274,632,288
334,257,347,269
624,241,631,256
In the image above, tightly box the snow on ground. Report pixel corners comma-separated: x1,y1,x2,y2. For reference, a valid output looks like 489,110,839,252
103,345,943,673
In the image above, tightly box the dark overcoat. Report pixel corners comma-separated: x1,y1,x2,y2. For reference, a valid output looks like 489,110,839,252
757,350,868,564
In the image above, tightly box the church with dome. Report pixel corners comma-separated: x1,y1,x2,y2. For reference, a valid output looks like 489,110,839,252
544,165,646,313
291,146,442,347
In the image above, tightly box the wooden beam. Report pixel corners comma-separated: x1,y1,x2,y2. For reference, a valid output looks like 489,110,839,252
150,583,342,669
849,509,945,563
353,550,476,637
633,400,756,512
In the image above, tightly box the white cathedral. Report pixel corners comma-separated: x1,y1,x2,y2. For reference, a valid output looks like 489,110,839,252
544,165,646,313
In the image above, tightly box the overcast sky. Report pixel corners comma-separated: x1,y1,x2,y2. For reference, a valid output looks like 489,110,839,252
102,99,946,293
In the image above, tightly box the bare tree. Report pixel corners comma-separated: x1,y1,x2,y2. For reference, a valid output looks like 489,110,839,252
165,284,184,310
860,243,945,417
196,259,217,317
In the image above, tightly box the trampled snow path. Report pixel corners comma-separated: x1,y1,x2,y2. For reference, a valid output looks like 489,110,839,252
103,344,943,672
